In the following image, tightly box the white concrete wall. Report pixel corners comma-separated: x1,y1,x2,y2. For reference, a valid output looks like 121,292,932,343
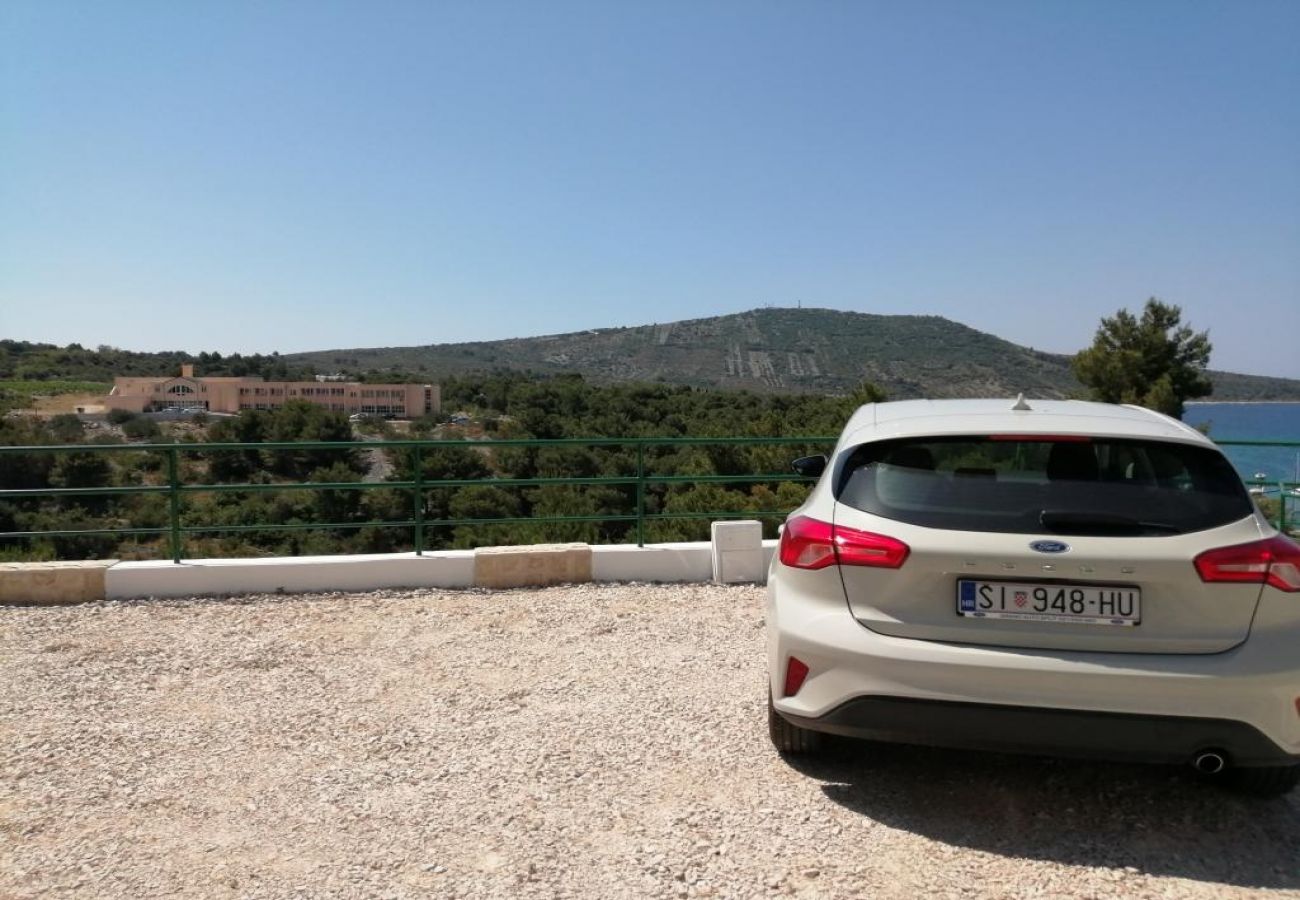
106,551,475,600
591,542,714,583
83,539,782,602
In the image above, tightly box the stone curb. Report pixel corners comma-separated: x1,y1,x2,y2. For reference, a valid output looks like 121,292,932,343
0,560,118,605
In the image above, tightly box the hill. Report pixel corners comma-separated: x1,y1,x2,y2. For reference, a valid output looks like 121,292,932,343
282,308,1300,401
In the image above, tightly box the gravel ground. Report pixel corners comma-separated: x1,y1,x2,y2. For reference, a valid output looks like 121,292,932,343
3,584,1298,899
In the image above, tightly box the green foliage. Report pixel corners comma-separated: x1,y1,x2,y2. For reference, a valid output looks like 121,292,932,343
448,485,524,548
2,371,856,560
439,372,861,439
0,340,314,383
409,414,445,436
205,401,360,482
48,451,112,491
47,414,86,442
262,401,360,478
107,408,138,425
351,414,389,436
0,420,57,488
309,461,364,525
121,416,161,440
1072,299,1212,418
847,380,889,407
375,372,854,549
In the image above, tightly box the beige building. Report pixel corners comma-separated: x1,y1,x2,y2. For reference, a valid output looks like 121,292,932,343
107,365,439,418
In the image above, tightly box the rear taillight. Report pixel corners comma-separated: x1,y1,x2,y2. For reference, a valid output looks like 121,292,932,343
778,515,910,571
779,516,837,569
1193,535,1300,593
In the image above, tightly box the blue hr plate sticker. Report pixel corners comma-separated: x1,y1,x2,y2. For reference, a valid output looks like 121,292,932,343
959,580,977,612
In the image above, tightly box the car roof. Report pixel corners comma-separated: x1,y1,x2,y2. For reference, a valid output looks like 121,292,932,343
839,397,1212,448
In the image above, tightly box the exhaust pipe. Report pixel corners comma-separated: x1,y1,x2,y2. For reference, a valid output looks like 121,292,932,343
1192,750,1227,775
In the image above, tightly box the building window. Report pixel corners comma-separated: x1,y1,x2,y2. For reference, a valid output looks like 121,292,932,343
166,384,194,395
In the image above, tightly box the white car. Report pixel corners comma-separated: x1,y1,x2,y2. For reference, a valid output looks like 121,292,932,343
767,397,1300,795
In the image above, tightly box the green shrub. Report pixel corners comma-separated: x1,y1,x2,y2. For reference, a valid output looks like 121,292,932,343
47,414,85,442
122,417,161,440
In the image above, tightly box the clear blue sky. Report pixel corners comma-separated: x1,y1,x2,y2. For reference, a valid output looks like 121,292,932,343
2,1,1297,376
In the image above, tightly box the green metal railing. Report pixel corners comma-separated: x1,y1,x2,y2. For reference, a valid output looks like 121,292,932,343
0,436,834,562
1235,439,1300,535
1,436,1295,563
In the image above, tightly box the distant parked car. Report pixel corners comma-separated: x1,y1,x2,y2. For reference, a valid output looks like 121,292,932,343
767,397,1300,795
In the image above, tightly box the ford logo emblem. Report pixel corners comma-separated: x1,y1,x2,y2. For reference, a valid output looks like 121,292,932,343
1030,540,1070,554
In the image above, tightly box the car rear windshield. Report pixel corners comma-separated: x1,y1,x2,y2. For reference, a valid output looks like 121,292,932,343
835,436,1253,536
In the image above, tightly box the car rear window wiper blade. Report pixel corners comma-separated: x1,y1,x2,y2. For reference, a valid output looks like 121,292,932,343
1039,510,1181,535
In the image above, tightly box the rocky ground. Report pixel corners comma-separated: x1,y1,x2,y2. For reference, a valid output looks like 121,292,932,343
3,584,1297,899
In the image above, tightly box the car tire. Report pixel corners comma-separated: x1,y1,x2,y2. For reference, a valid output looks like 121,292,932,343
768,692,822,754
1225,765,1300,797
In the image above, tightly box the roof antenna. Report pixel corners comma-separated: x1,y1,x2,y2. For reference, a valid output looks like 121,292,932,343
1011,393,1032,411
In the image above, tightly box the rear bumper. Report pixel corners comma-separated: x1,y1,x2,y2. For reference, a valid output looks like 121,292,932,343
766,565,1300,762
778,696,1300,767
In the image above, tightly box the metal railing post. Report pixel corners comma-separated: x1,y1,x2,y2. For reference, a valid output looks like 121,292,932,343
413,445,425,555
635,441,645,548
167,446,182,564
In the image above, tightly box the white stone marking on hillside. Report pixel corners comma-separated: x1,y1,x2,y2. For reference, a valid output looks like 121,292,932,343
748,351,776,380
724,343,744,377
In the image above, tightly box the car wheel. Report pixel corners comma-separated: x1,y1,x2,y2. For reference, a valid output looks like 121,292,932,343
768,692,822,754
1225,765,1300,797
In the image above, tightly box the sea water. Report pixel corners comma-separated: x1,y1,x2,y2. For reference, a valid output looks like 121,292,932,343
1182,402,1300,486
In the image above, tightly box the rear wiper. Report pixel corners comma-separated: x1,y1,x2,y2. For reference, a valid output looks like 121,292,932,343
1038,510,1181,535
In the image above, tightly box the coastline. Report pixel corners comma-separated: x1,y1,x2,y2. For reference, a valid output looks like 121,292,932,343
1187,400,1300,406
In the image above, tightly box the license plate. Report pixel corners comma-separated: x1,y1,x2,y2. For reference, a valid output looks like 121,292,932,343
957,579,1140,626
